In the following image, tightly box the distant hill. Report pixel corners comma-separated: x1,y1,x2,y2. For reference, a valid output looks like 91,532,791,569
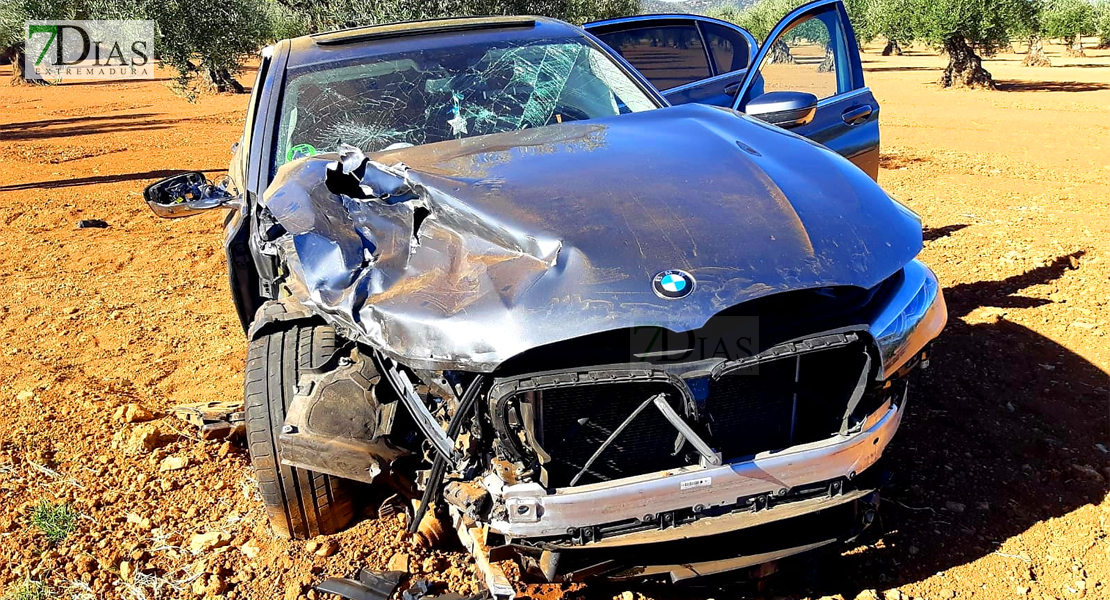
639,0,755,16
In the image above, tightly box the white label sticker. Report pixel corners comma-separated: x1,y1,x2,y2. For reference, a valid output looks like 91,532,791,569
680,477,711,491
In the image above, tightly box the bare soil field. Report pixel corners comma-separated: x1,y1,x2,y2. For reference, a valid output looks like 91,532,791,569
0,39,1107,600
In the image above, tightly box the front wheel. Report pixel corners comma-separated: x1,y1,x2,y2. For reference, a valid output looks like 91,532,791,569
244,323,354,539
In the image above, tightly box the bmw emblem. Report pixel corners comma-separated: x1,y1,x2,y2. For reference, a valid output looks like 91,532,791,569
652,269,696,300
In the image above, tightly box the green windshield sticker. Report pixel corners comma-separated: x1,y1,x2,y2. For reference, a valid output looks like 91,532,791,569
286,143,317,161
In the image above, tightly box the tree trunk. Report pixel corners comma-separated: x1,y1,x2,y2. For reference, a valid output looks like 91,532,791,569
768,39,794,64
881,40,903,56
817,44,835,72
6,48,48,86
940,37,995,89
1022,36,1051,67
206,67,246,93
1065,34,1086,57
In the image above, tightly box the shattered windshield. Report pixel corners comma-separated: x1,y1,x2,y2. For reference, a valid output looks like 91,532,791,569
272,36,659,174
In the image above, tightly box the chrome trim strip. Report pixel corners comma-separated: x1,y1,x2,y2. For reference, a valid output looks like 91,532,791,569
663,69,749,95
490,400,902,538
816,86,873,109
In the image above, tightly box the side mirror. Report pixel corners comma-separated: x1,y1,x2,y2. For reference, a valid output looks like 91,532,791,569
143,172,241,219
745,91,818,129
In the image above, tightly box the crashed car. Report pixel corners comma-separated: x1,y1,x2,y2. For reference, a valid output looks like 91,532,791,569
144,0,946,594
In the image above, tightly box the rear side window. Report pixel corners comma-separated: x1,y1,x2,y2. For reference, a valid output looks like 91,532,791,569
597,25,710,90
702,22,749,73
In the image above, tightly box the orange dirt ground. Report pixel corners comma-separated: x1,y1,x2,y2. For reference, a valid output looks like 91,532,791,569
0,39,1107,600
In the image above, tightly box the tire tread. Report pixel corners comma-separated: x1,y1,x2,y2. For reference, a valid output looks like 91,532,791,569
244,324,353,539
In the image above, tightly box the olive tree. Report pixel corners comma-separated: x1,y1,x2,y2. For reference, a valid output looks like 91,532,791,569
708,0,806,63
0,0,77,83
1010,0,1051,66
148,0,273,94
862,0,917,55
908,0,1033,89
1042,0,1097,56
274,0,640,34
158,0,640,95
1097,0,1110,48
0,0,145,83
709,0,875,63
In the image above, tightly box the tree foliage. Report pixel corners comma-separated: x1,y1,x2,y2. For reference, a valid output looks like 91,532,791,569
2,0,640,92
151,0,274,94
1042,0,1097,55
906,0,1033,87
0,0,75,82
861,0,916,53
707,0,804,42
271,0,641,35
1097,0,1110,47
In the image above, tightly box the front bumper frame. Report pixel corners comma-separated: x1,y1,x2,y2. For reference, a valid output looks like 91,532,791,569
489,393,903,542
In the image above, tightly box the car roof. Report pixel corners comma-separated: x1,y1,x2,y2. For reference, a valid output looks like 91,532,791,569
584,13,747,31
285,16,585,69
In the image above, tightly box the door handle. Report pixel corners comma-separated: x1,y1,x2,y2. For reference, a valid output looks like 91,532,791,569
724,81,742,97
842,104,873,125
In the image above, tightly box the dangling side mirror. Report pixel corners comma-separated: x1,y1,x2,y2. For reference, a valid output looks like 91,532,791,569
143,172,242,218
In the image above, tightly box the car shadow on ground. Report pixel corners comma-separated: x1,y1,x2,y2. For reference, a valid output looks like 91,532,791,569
606,241,1107,600
767,248,1109,598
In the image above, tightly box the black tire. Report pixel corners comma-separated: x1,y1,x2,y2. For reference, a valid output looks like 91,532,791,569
244,323,355,539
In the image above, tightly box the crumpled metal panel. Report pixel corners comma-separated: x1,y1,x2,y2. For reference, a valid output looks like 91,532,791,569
261,103,922,372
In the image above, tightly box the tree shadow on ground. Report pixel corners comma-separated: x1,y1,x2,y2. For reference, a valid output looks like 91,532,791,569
864,66,942,73
0,168,225,191
0,116,181,141
880,152,930,170
0,114,159,131
995,79,1110,92
923,224,969,241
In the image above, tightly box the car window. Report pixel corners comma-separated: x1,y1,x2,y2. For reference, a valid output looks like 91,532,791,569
595,25,711,91
271,37,658,176
701,22,749,73
751,12,847,100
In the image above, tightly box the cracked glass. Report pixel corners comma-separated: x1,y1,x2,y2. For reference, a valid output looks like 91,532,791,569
272,36,658,175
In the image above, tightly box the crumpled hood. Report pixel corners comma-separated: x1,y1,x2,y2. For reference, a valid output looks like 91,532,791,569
262,103,921,372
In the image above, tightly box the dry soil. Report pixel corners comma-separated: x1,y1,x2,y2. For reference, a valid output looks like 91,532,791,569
0,40,1107,600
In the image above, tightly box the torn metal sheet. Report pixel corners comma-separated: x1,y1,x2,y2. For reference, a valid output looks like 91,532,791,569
262,103,921,372
170,401,244,440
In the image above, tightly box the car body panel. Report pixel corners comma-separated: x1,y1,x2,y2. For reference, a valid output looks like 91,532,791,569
732,0,880,178
262,103,921,372
223,3,883,331
587,2,880,179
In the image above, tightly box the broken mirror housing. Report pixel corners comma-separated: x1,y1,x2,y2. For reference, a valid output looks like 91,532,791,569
143,171,241,218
